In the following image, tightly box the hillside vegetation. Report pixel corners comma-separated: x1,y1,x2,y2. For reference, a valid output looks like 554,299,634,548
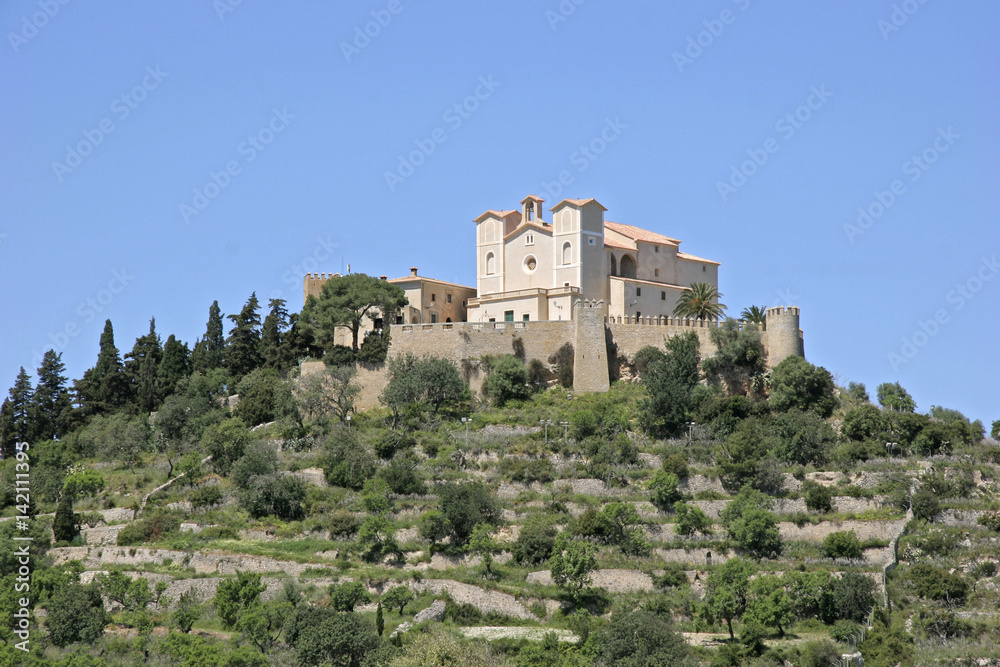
1,291,998,667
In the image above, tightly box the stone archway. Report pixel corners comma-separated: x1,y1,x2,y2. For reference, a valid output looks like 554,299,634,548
620,254,636,279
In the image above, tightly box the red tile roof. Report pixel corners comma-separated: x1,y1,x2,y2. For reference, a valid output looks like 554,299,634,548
676,251,721,266
604,221,680,246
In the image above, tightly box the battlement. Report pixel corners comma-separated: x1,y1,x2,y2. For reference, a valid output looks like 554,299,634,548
766,305,800,318
574,298,605,310
304,273,340,281
605,315,726,328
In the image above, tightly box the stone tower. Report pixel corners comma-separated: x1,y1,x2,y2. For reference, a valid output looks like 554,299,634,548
573,299,610,393
765,306,804,367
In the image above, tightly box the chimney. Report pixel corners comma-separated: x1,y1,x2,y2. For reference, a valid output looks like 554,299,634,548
410,267,418,277
380,275,388,281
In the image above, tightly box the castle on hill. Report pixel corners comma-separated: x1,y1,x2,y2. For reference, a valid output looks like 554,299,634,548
301,194,803,397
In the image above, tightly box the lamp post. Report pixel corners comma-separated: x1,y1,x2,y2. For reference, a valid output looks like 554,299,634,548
461,417,471,445
686,421,696,445
885,442,899,458
560,421,570,441
540,419,552,443
346,415,352,431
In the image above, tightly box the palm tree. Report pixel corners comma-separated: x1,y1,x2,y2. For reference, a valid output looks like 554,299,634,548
740,305,767,330
673,282,727,321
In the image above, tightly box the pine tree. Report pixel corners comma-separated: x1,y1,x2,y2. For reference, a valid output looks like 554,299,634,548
376,601,384,636
191,301,226,373
31,350,72,442
226,293,262,380
75,320,128,416
125,318,163,413
261,298,291,371
157,334,190,398
1,368,34,456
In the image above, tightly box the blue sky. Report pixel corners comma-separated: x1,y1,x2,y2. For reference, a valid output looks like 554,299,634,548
2,1,997,424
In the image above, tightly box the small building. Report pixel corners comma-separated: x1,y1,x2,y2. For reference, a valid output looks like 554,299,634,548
467,195,719,323
387,268,477,324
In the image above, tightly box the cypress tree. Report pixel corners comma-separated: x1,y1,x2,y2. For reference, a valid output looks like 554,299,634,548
1,368,34,456
53,490,78,543
191,301,226,373
157,334,190,398
76,320,128,416
226,293,262,380
261,298,290,371
125,318,163,413
31,350,72,442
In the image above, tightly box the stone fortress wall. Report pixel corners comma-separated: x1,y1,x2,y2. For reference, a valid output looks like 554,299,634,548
305,303,804,410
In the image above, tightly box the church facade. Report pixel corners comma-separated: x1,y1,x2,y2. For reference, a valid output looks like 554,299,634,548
467,195,719,323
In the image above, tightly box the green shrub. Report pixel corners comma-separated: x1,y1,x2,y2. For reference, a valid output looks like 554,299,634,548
977,511,1000,531
802,481,833,513
498,456,555,483
911,490,941,522
822,531,863,559
117,512,181,546
190,484,223,509
511,515,558,565
905,564,968,603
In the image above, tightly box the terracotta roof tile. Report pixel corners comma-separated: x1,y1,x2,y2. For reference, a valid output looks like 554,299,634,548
676,251,721,266
604,238,634,251
604,221,680,246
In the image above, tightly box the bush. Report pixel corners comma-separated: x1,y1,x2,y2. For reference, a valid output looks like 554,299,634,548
906,564,968,603
674,502,713,536
911,489,941,522
328,581,371,612
769,356,837,418
661,452,689,479
802,481,833,513
511,515,558,565
498,456,555,483
378,452,426,496
47,583,108,647
190,484,223,509
548,342,574,388
483,355,531,406
653,562,688,589
373,431,415,460
437,481,501,546
822,531,863,559
321,427,376,490
978,511,1000,531
329,513,360,539
117,511,181,545
648,470,682,510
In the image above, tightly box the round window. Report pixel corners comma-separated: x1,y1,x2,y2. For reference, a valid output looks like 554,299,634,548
524,256,537,273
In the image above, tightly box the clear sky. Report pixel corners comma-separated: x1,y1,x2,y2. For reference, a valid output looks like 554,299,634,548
2,1,997,424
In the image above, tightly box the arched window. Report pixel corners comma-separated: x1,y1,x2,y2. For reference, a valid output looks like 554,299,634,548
609,253,618,276
486,252,495,275
562,242,572,265
620,254,636,279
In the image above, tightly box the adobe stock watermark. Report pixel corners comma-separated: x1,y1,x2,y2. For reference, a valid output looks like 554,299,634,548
51,65,169,183
11,441,33,653
877,0,931,41
179,107,295,223
716,85,832,202
843,127,957,244
214,0,245,20
29,268,135,370
7,0,71,54
673,0,751,73
538,117,627,203
270,235,341,302
340,0,409,63
384,76,501,192
546,0,587,31
888,254,997,371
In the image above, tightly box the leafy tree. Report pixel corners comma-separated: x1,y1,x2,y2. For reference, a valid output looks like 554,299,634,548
46,583,108,647
593,609,695,667
361,477,392,515
124,317,163,413
300,272,408,352
63,469,104,499
745,574,794,636
296,364,360,424
911,489,941,522
468,523,500,577
649,470,682,510
673,502,712,536
97,570,153,613
740,305,767,330
215,571,266,629
356,327,392,364
771,409,834,466
202,417,251,476
237,599,291,654
841,404,889,442
549,536,597,602
294,610,383,667
386,628,507,667
783,569,833,621
31,350,72,442
705,557,755,639
905,564,968,604
721,487,781,559
382,585,414,615
329,581,371,612
823,530,863,559
717,419,781,493
701,319,766,396
438,481,501,545
673,282,726,321
226,293,263,380
77,412,151,470
357,515,400,562
846,381,870,402
548,342,574,388
234,367,296,427
52,491,78,543
75,320,129,416
190,300,226,373
877,381,916,412
378,451,425,495
381,354,467,420
231,443,278,488
483,355,531,407
418,509,450,554
638,332,700,438
827,572,876,623
768,356,836,418
992,420,1000,440
241,473,306,520
321,427,376,490
173,588,202,632
802,480,833,513
511,514,558,565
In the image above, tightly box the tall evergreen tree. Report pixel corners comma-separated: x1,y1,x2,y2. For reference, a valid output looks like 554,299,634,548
0,368,34,457
261,298,291,371
125,318,164,413
191,301,226,373
226,293,262,380
157,334,190,398
31,350,72,442
75,320,129,416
